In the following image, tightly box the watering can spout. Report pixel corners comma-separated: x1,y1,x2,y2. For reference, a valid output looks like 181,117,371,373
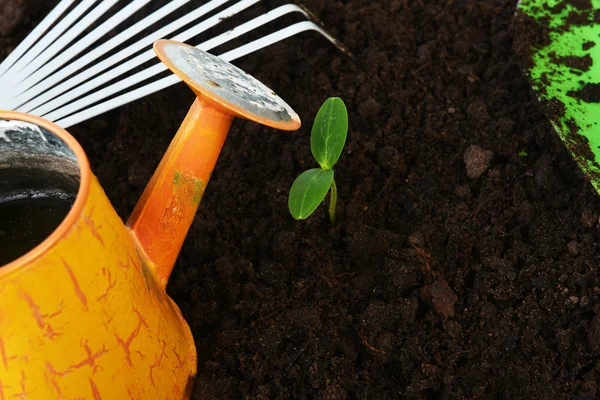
127,98,232,288
127,40,300,289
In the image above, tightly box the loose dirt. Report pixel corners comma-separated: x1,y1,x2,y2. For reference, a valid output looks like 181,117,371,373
5,0,600,398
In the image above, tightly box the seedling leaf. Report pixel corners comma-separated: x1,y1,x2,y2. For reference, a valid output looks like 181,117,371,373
311,97,348,170
288,168,334,220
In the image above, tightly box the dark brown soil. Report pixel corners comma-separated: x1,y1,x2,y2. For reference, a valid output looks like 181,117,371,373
569,83,600,103
6,0,600,398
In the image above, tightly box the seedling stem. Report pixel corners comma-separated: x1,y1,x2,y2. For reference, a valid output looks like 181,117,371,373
329,178,337,224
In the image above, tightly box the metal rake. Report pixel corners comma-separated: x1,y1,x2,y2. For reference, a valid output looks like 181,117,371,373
0,0,347,128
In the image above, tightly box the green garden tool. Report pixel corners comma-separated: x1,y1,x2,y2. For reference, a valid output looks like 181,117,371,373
516,0,600,191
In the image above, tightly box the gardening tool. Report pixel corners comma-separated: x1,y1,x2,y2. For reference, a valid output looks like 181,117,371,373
0,40,300,399
0,0,347,128
516,0,600,193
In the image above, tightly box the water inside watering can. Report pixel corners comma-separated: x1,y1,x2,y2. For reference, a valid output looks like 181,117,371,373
0,191,74,266
0,119,80,267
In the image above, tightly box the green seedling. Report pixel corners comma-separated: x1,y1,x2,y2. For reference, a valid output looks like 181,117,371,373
518,148,528,158
288,97,348,224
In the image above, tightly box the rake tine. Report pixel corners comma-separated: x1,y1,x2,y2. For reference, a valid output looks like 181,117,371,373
1,0,104,86
35,3,305,119
0,0,95,107
53,19,346,128
11,0,153,97
200,4,340,55
9,0,120,85
8,0,210,110
220,21,347,60
26,0,258,116
14,0,238,113
0,0,75,77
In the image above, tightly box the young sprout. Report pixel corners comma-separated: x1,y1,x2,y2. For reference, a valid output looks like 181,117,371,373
288,97,348,224
518,148,528,157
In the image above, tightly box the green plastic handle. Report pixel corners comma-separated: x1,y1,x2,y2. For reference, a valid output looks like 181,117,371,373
518,0,600,191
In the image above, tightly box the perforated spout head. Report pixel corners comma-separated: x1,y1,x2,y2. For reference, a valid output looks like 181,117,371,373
153,39,301,131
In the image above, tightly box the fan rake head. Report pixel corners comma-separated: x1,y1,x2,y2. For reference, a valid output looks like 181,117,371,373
0,0,348,128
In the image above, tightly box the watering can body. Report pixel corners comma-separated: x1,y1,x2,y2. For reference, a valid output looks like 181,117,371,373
0,112,196,399
0,40,301,399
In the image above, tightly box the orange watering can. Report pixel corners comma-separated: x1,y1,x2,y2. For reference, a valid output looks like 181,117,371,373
0,40,300,399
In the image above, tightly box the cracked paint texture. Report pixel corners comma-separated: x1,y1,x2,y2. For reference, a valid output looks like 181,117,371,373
0,176,196,399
